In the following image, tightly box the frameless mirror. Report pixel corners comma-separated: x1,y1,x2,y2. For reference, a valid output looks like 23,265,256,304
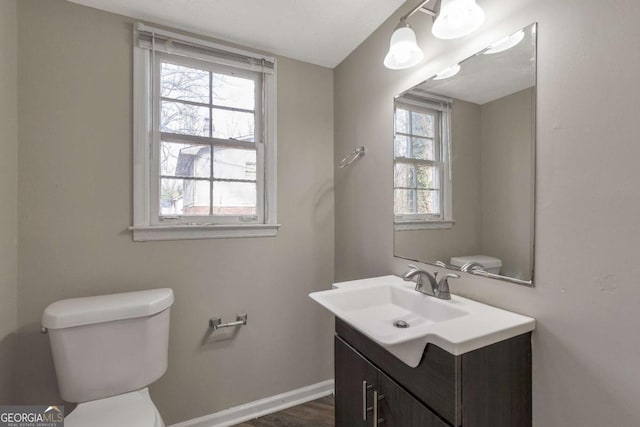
393,23,537,286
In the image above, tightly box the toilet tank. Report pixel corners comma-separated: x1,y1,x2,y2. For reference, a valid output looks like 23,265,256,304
42,289,174,403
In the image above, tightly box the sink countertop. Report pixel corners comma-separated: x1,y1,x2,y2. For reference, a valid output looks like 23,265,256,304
312,275,535,366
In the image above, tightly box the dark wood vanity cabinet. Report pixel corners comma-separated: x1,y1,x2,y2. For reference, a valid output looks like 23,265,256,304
335,336,448,427
335,335,378,427
335,319,532,427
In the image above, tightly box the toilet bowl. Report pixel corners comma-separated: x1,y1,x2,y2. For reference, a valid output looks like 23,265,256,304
65,389,164,427
42,288,174,427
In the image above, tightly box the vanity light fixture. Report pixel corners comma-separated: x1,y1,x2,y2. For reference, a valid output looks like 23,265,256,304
384,20,425,70
483,29,525,54
432,0,486,40
384,0,486,70
433,63,461,80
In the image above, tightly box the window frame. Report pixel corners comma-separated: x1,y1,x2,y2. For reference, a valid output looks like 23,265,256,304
152,54,264,225
132,27,278,241
393,97,454,230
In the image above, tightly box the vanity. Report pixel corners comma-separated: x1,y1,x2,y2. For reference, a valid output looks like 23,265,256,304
310,276,535,427
310,20,539,427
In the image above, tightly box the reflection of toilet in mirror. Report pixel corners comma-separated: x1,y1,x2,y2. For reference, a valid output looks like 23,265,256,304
450,255,502,275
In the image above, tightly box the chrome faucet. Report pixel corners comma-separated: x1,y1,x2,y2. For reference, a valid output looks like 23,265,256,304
461,261,485,272
403,265,459,300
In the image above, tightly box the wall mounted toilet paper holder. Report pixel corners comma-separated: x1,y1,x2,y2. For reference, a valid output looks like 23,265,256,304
209,313,248,330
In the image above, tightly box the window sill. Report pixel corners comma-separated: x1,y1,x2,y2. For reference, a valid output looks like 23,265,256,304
394,220,455,231
129,223,280,242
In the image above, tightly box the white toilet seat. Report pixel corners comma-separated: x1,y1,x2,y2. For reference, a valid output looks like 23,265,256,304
65,388,164,427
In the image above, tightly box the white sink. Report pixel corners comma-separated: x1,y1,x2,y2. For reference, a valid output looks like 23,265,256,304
310,275,535,367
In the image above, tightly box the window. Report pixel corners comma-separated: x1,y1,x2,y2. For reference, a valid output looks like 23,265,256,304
394,96,453,230
132,24,278,241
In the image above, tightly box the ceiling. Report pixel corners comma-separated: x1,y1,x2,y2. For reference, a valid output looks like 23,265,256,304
67,0,405,68
412,25,536,105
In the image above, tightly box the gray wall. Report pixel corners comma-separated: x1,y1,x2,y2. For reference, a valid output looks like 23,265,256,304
480,87,534,279
335,0,640,426
16,0,334,424
0,0,18,405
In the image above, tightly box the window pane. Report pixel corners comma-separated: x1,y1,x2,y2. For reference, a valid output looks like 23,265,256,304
397,136,435,160
213,147,257,180
394,163,438,189
394,163,413,188
212,181,256,216
395,108,410,134
394,135,409,158
161,178,210,216
212,73,255,110
161,101,209,136
161,142,211,178
411,137,435,161
394,189,440,215
211,108,255,141
417,189,440,215
411,111,435,137
161,62,209,103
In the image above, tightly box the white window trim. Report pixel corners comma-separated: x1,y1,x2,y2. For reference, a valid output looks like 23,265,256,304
131,24,278,241
393,97,453,230
394,220,456,231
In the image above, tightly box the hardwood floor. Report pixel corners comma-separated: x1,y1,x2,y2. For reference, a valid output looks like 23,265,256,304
232,395,335,427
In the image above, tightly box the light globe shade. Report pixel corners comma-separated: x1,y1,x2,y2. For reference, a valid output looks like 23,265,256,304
384,25,424,70
432,0,485,40
484,30,525,54
433,64,461,80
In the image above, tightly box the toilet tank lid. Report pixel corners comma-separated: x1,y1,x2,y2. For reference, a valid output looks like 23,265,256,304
42,288,174,329
450,255,502,269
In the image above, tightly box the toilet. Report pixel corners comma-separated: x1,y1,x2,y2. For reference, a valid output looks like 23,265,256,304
42,288,174,427
450,255,502,274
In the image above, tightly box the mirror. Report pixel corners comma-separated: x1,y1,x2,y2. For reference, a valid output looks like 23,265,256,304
393,23,536,286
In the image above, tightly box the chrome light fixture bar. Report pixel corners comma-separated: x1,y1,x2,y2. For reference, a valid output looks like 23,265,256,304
384,0,486,70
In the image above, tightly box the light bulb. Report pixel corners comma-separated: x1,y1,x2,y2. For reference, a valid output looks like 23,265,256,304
432,0,485,40
384,24,424,70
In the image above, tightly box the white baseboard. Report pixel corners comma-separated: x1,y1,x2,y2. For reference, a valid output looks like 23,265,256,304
170,379,335,427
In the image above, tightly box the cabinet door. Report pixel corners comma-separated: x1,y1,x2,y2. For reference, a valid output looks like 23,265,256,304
378,371,451,427
335,336,378,427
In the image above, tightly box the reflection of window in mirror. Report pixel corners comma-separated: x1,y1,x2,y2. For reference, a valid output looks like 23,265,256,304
394,96,453,230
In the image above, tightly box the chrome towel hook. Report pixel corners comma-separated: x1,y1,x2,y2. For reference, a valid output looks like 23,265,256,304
338,146,366,168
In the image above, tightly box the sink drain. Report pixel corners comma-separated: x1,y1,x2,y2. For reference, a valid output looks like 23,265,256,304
393,320,410,328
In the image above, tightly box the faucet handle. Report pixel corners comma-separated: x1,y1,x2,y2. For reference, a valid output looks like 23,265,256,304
440,273,460,284
437,273,459,300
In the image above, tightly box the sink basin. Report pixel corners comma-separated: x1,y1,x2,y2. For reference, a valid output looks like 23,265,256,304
310,275,535,367
313,280,468,344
